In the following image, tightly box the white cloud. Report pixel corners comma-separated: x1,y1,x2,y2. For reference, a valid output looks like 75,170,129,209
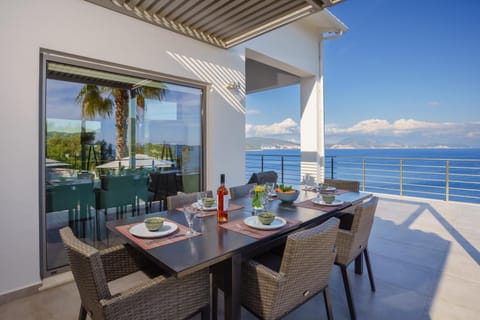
428,101,441,106
326,118,480,147
246,109,260,115
246,118,299,137
326,118,455,136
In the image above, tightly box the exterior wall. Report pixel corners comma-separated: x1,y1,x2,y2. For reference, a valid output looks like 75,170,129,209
0,0,247,295
0,0,338,295
239,20,326,184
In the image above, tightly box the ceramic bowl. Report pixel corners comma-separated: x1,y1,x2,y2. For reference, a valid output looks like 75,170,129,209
202,197,215,207
276,189,299,202
257,212,275,225
322,194,336,204
144,217,165,231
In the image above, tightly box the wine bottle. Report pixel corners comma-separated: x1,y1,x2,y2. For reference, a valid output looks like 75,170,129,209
217,174,229,223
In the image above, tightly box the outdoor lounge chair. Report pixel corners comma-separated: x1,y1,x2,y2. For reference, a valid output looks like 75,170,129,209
247,171,278,185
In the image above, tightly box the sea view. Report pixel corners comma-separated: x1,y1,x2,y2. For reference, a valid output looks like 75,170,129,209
246,148,480,204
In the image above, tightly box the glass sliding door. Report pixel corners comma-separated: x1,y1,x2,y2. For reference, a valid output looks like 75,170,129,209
41,52,205,275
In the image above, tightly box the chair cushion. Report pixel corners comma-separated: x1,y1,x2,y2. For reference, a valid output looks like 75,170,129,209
108,267,163,296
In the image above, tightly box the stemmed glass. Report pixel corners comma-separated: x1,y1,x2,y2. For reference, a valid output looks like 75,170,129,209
196,191,207,217
301,175,307,191
265,182,275,201
183,205,198,235
259,191,269,211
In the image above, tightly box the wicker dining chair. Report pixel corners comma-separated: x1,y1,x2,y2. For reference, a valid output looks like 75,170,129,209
335,196,378,320
324,179,360,192
229,183,256,200
324,179,362,230
59,227,210,320
166,191,213,210
240,217,340,320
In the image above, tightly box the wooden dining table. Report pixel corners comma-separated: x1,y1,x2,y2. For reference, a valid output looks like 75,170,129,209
107,189,372,320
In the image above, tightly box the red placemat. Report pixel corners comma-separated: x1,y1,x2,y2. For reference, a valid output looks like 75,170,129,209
220,217,301,239
115,219,201,250
176,203,244,217
293,199,351,212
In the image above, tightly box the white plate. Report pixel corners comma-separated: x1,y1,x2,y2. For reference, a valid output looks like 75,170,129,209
311,198,344,206
243,216,287,230
193,201,217,211
129,221,178,238
319,186,337,192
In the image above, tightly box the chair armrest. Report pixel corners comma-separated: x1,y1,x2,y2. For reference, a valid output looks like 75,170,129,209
100,244,149,282
339,206,356,214
336,229,354,265
101,269,209,320
245,259,285,282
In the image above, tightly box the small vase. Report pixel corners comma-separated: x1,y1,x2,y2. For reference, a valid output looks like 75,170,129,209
252,191,265,210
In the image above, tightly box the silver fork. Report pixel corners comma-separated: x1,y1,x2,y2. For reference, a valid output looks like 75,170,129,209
147,233,188,245
235,223,261,235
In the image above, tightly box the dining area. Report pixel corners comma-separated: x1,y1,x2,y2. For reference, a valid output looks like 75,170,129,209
60,178,375,320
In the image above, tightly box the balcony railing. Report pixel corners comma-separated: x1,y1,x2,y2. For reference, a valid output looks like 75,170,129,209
245,153,480,204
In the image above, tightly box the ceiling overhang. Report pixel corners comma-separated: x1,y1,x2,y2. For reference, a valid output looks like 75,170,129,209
84,0,346,49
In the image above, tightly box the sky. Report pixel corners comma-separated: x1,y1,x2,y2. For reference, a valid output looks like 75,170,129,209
246,0,480,148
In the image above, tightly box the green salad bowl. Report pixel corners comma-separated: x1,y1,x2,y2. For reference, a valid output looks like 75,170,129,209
258,212,276,225
144,217,165,231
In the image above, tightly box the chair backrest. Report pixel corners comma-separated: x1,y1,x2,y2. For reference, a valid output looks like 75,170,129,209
229,183,256,200
247,171,278,185
350,196,378,251
59,227,110,317
166,191,213,210
149,171,178,200
275,218,339,314
324,179,360,192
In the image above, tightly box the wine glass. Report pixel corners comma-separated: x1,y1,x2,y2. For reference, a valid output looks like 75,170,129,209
301,175,307,191
197,191,207,206
265,182,275,200
183,205,198,235
259,191,268,211
196,191,208,217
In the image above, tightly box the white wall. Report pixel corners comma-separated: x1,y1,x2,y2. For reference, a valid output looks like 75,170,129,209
0,0,338,295
0,0,247,295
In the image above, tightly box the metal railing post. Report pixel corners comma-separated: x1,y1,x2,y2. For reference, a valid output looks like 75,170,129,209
261,155,264,172
400,159,403,196
330,157,334,179
362,159,366,192
446,160,449,201
281,156,284,184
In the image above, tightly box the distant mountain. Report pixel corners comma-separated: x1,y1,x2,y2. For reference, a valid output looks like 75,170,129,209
325,137,472,149
246,137,299,150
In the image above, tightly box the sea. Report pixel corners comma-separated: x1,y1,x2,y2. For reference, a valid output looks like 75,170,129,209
245,148,480,204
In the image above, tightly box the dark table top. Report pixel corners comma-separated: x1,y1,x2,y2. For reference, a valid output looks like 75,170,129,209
107,190,372,277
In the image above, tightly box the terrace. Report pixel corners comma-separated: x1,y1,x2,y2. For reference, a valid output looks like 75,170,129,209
1,194,478,319
1,1,479,320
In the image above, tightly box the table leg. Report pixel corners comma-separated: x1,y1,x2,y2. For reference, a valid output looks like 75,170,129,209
222,253,242,320
355,252,363,274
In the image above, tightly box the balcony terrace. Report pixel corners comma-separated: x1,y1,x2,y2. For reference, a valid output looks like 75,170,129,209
1,194,478,319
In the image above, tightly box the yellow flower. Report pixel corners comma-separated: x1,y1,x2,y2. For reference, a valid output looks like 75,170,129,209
254,185,265,192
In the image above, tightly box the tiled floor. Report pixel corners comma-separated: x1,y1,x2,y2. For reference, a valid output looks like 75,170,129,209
1,194,479,320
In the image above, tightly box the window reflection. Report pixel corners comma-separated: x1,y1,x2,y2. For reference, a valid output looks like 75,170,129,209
44,62,204,273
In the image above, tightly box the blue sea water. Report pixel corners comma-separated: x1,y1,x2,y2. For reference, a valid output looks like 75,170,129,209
245,148,480,204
